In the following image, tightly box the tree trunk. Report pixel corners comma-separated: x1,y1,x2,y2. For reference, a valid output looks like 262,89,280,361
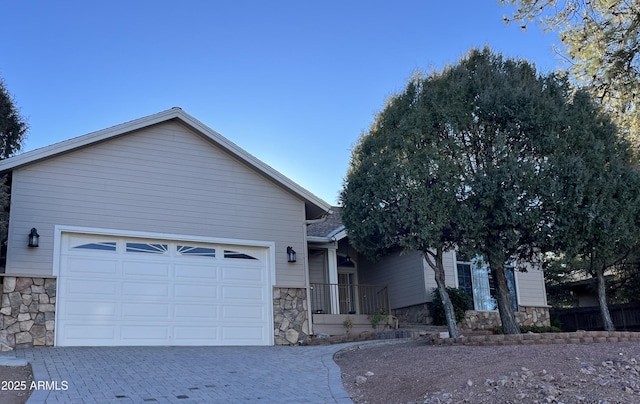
423,248,459,338
595,266,615,331
491,260,520,335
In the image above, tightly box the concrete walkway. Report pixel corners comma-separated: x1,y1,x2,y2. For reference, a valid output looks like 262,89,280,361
3,344,357,403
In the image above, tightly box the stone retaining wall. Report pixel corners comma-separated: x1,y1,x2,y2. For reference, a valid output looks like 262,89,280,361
394,304,550,331
432,330,640,346
0,276,56,350
273,287,308,345
518,306,551,327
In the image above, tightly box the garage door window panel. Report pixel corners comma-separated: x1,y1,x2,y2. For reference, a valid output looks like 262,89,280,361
177,245,216,257
72,242,117,252
126,243,169,254
224,250,258,260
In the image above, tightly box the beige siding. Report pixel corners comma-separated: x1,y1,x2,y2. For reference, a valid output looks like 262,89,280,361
516,267,548,307
358,251,426,309
7,121,308,286
308,250,327,284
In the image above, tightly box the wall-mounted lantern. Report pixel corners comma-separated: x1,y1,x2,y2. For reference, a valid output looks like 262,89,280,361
28,228,40,248
287,246,296,263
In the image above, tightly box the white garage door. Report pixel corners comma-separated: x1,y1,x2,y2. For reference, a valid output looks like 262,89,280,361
56,233,272,346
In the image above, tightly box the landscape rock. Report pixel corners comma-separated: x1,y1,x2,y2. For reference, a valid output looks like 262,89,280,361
335,339,640,404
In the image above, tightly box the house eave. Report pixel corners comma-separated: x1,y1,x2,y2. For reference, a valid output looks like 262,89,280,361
307,236,334,244
0,108,331,218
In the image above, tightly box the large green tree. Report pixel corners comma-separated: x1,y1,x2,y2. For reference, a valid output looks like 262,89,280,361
435,48,568,334
501,0,640,160
0,79,28,239
547,89,640,330
341,75,466,338
342,48,570,335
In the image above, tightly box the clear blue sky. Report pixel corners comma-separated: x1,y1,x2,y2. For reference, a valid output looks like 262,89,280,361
1,1,562,205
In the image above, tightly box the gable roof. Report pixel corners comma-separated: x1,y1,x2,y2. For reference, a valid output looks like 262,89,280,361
0,107,331,219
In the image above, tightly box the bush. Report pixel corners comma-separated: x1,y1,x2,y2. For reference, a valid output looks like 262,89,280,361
431,287,472,326
368,307,389,329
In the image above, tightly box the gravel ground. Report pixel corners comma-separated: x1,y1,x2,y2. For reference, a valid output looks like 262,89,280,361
334,339,640,403
0,364,33,404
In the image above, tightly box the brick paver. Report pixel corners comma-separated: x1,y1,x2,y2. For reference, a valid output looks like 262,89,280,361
4,344,355,403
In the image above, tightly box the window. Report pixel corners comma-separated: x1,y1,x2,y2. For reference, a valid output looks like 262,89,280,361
456,257,517,312
72,242,117,252
504,264,518,312
224,250,258,260
471,262,497,311
456,263,473,299
126,243,168,254
337,254,355,268
177,245,216,257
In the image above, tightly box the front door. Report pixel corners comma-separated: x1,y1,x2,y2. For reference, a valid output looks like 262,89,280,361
338,272,357,314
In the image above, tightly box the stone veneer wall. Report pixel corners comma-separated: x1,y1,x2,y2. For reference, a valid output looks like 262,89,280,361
459,306,551,330
393,303,550,331
273,287,309,345
0,276,56,350
518,306,551,327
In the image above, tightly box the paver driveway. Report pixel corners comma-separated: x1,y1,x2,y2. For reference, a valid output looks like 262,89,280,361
6,344,355,403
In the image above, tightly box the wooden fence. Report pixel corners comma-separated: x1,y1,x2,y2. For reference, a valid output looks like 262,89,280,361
551,301,640,331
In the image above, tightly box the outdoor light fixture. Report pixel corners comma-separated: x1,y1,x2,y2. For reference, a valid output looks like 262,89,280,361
287,246,296,263
28,228,40,248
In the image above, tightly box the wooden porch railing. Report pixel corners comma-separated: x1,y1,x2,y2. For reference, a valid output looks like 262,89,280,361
309,283,389,315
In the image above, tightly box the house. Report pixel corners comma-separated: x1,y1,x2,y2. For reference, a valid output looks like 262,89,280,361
0,109,551,349
0,108,332,348
307,208,551,334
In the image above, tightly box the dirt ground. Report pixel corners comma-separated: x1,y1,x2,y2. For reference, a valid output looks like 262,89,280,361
0,364,34,404
335,339,640,404
2,342,639,404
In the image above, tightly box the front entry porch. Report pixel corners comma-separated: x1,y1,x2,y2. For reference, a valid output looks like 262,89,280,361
306,230,392,336
309,282,393,335
309,282,389,315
